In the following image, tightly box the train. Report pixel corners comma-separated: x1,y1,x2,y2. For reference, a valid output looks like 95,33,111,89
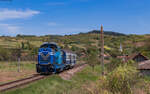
36,42,77,74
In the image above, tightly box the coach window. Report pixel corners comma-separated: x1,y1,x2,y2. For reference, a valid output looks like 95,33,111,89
73,55,75,60
66,54,69,60
69,54,71,60
72,55,74,61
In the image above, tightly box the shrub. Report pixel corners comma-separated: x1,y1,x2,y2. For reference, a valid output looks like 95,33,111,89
86,46,99,70
99,61,138,94
0,47,11,61
87,61,138,94
107,64,138,94
105,58,123,72
86,52,99,70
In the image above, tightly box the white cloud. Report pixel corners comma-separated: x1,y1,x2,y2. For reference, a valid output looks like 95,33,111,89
0,9,40,20
0,23,21,36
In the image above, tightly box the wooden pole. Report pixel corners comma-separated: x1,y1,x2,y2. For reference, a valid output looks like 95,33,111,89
17,49,21,72
18,57,20,72
100,25,104,75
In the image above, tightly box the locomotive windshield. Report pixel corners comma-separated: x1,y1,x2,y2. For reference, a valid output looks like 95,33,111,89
40,44,49,48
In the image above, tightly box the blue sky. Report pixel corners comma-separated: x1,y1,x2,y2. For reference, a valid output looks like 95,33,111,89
0,0,150,36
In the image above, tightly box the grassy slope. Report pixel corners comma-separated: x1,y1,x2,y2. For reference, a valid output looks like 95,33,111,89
0,33,150,58
3,66,101,94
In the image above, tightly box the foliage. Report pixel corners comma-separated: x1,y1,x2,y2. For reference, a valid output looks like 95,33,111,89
107,63,138,94
109,49,121,58
86,61,138,94
87,30,126,36
0,46,11,61
105,58,123,72
86,46,99,70
1,31,150,61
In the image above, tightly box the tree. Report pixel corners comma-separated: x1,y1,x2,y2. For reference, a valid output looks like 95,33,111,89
86,46,99,70
27,41,31,50
21,42,25,49
0,47,10,61
87,53,99,70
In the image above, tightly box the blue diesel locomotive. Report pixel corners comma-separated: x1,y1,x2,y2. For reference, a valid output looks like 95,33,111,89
36,42,77,74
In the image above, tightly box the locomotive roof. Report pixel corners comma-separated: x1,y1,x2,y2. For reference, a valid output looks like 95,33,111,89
62,49,76,54
40,42,59,49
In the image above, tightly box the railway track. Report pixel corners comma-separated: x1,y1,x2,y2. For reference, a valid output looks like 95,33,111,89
0,63,86,92
0,74,47,92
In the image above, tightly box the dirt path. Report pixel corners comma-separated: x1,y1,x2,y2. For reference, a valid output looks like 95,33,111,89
59,64,87,80
0,71,36,84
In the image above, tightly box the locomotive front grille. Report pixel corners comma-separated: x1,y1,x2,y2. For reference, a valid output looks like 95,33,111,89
39,52,50,62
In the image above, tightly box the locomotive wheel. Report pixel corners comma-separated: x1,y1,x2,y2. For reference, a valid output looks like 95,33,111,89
36,64,40,73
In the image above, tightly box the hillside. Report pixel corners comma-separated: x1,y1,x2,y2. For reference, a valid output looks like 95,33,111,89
0,31,150,61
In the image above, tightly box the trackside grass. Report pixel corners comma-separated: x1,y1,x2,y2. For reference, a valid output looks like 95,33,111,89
0,61,36,71
0,61,36,84
3,65,101,94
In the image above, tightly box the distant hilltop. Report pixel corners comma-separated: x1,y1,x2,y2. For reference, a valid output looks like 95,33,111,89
14,30,126,37
80,30,126,36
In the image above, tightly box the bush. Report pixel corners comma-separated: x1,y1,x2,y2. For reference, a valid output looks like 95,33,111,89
86,61,138,94
86,46,99,70
105,58,123,72
107,63,138,94
0,47,11,61
101,61,138,94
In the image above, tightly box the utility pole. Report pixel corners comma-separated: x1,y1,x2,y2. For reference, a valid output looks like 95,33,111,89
100,25,104,75
18,56,20,72
17,49,21,72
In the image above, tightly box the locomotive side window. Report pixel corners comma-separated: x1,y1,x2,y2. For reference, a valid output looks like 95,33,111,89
66,53,70,60
75,55,77,60
61,51,65,64
71,54,74,61
73,55,76,60
69,54,71,60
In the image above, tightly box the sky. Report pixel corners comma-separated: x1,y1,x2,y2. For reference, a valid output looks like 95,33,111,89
0,0,150,36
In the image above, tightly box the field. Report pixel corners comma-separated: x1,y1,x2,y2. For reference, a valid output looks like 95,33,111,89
0,61,36,84
3,66,101,94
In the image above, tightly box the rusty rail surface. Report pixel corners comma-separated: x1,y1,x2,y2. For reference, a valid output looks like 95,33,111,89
0,63,86,92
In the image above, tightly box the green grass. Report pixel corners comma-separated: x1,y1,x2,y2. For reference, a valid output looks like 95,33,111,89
143,76,150,82
0,61,36,72
0,61,36,84
3,65,101,94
